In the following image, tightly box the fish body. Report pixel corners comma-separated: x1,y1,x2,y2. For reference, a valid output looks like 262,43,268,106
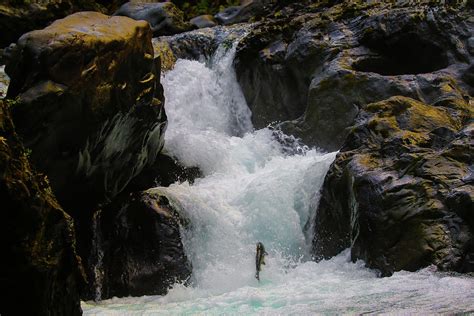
255,242,268,281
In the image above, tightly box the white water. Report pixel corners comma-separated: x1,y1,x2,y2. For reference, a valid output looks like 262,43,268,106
83,34,474,315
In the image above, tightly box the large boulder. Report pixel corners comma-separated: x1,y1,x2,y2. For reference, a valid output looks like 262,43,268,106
0,0,119,48
235,1,474,151
114,1,192,36
312,95,474,275
0,99,84,315
4,12,167,279
88,189,191,299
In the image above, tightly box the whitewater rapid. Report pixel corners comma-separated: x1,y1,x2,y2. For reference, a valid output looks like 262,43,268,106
83,32,474,315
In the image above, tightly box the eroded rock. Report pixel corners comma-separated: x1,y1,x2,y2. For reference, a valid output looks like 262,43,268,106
235,1,474,151
313,95,474,275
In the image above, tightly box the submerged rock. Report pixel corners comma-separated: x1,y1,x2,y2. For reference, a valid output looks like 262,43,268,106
114,1,192,36
235,1,473,151
0,99,84,315
89,189,191,299
4,12,167,291
313,95,474,275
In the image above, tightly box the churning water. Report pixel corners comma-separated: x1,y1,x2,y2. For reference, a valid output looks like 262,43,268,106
83,33,474,315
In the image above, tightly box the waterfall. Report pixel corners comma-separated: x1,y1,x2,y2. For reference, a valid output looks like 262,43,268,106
157,32,336,295
82,29,474,315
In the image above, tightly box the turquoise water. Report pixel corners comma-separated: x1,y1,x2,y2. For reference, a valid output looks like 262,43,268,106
83,251,474,314
82,33,474,315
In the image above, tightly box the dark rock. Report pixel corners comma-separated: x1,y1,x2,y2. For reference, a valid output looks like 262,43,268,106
313,95,474,276
0,99,84,315
190,14,217,28
114,1,192,36
89,189,191,299
215,0,275,25
4,12,167,289
235,2,474,151
126,152,202,193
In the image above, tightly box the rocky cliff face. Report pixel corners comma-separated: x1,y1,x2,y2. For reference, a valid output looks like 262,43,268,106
313,96,473,276
235,1,473,151
0,99,84,315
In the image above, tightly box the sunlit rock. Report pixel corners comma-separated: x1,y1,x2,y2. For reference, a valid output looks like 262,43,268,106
313,96,474,275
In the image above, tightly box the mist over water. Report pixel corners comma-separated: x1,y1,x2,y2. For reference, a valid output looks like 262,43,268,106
83,33,474,315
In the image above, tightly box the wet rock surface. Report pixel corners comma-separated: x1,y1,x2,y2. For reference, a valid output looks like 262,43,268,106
0,99,84,315
88,189,191,299
114,1,192,36
235,1,474,151
153,24,252,70
313,95,474,276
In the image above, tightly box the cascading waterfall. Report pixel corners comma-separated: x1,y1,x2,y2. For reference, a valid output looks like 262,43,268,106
156,34,337,294
83,30,474,315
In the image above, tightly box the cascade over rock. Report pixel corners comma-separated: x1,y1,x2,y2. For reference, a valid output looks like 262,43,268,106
152,24,251,72
235,1,473,151
0,99,84,315
89,189,191,300
4,12,168,297
313,95,474,275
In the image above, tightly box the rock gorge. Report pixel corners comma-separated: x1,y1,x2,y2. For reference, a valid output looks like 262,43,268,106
0,0,473,314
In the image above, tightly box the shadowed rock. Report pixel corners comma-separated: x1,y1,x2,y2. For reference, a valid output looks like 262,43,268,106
4,12,168,296
0,99,85,315
89,189,191,299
